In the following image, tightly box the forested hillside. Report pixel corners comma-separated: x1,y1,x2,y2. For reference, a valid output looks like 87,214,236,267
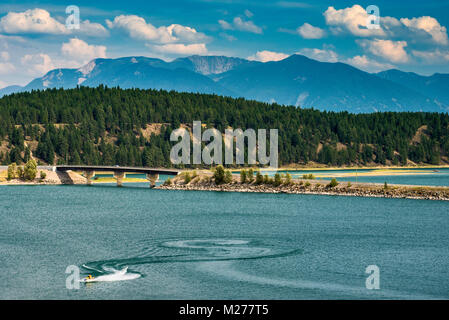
0,86,448,168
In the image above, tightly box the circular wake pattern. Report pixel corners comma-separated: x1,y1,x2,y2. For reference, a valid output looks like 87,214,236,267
81,238,300,281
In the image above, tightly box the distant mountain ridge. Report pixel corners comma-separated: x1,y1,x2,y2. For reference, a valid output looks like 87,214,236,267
376,69,449,108
1,54,448,113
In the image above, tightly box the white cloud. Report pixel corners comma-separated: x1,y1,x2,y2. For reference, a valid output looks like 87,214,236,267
61,38,107,64
0,8,67,35
345,55,393,72
412,49,449,63
0,8,108,38
324,5,386,37
21,53,54,76
218,17,262,34
1,51,10,61
218,20,233,30
401,16,448,45
0,62,15,74
247,50,289,62
359,39,409,63
233,17,262,34
297,23,325,39
0,34,26,47
296,48,339,62
152,43,208,55
106,15,208,44
76,20,109,37
167,24,208,43
295,46,393,72
323,5,449,47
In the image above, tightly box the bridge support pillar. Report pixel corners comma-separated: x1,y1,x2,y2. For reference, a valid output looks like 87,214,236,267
114,171,125,187
147,173,159,188
84,170,95,185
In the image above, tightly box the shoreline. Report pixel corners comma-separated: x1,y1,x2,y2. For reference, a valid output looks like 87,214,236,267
0,169,86,186
158,184,449,201
157,173,449,201
1,167,448,201
230,164,449,172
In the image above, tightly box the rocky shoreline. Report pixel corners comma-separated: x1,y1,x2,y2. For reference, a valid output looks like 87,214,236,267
158,174,449,201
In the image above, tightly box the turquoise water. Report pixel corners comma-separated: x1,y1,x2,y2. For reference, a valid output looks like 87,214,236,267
92,173,171,186
96,169,449,186
93,173,150,179
321,172,449,186
256,168,449,186
1,185,449,299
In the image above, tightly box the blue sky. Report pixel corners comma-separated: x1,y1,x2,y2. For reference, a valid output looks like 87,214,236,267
1,0,449,87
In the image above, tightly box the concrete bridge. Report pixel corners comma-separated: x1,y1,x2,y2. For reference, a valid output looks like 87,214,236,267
55,165,180,187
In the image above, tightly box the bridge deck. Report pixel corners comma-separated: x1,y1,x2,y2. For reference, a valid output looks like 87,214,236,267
56,165,180,175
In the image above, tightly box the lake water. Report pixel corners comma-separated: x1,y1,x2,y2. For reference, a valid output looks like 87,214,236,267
1,184,449,300
96,169,449,187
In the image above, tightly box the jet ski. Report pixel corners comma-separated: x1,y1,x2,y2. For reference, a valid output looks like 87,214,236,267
80,275,96,283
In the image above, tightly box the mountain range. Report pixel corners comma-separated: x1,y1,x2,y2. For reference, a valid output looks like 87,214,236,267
1,54,448,113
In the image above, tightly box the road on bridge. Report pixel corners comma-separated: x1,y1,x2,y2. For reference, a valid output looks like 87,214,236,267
55,165,180,187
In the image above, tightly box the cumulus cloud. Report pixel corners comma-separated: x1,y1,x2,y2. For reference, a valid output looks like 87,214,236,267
297,23,325,39
359,39,409,63
218,17,262,34
152,43,208,55
323,5,449,46
76,20,109,37
412,49,449,63
324,5,386,37
345,55,393,72
400,16,448,45
106,15,208,44
247,50,289,62
21,53,54,75
296,48,339,62
61,38,107,64
0,8,67,35
0,8,108,37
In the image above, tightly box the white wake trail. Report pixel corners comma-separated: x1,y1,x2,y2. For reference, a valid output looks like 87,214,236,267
80,267,141,283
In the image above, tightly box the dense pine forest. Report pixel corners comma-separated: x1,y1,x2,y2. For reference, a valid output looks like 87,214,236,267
0,86,448,168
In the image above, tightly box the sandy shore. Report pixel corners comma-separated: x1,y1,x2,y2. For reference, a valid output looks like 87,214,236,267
275,164,449,171
0,169,152,185
0,169,86,185
224,166,448,180
231,165,449,172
